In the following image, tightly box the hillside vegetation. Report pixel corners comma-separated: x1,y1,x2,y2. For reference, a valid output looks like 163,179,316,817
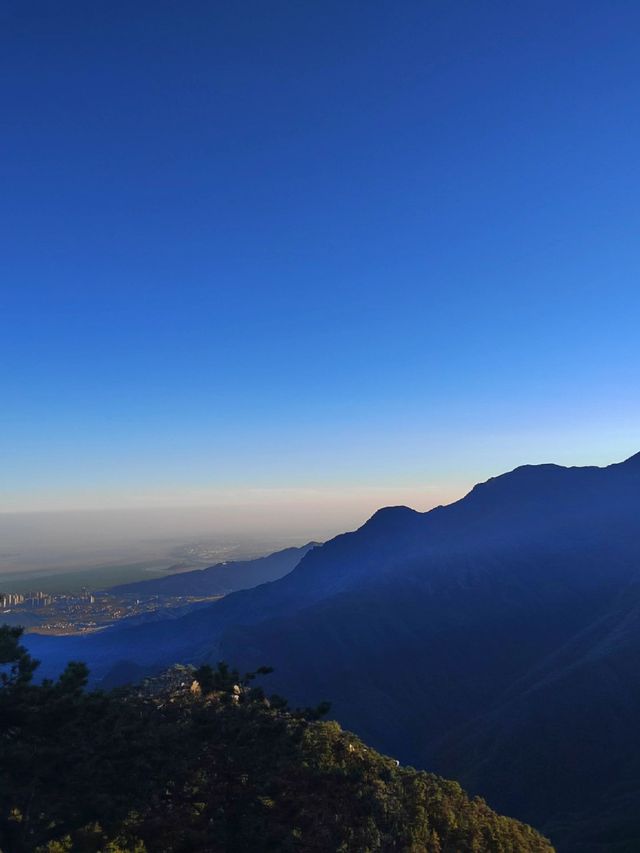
0,627,551,853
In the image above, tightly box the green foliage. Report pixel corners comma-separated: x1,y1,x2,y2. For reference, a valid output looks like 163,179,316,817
0,626,39,687
193,661,273,697
0,626,553,852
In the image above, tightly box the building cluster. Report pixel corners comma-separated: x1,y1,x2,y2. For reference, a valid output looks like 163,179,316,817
1,591,56,608
78,589,96,604
1,592,25,607
0,586,210,636
1,590,67,609
25,591,55,607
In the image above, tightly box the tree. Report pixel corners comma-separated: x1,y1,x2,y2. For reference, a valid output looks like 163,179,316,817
0,626,38,688
0,626,553,852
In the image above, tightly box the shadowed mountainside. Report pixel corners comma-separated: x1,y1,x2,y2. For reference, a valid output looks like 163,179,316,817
25,452,640,850
110,542,319,597
0,629,553,853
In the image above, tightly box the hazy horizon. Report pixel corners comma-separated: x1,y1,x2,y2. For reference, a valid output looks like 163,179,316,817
0,481,456,579
3,446,638,584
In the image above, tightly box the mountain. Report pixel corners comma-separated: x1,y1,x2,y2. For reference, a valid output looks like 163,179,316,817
110,542,319,598
24,452,640,850
1,628,552,852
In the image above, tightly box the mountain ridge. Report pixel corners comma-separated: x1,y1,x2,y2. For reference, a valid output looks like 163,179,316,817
24,452,640,850
109,541,320,598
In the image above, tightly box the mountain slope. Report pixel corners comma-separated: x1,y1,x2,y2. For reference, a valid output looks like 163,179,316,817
110,542,319,597
0,629,553,852
24,452,640,850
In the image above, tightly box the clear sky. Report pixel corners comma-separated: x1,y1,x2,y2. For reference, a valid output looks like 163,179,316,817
2,1,640,530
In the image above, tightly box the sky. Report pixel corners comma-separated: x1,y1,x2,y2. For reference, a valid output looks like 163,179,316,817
2,1,640,545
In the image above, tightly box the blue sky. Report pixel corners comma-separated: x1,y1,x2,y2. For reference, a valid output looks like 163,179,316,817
2,1,640,522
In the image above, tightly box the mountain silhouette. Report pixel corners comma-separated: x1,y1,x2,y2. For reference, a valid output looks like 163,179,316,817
24,452,640,850
110,542,319,598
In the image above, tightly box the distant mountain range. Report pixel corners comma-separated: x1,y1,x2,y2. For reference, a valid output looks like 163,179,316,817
110,542,319,598
24,452,640,851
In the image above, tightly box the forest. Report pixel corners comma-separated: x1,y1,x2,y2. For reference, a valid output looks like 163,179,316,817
0,626,551,853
